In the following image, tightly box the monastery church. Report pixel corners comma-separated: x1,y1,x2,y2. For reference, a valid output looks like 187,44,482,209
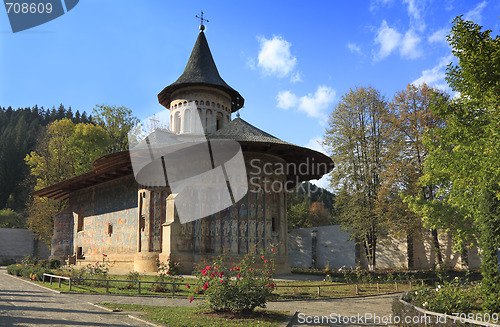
33,25,333,274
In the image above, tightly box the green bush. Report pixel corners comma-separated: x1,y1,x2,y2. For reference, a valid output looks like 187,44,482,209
6,264,23,276
6,263,51,281
402,278,482,314
188,252,275,312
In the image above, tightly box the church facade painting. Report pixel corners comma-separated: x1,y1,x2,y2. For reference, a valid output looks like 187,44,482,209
33,27,333,274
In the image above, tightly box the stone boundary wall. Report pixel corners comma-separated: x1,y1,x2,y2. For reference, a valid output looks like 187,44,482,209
0,228,50,262
288,225,481,270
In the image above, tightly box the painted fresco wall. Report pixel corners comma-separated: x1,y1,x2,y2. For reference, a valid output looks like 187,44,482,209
175,153,287,257
51,209,74,259
71,176,138,257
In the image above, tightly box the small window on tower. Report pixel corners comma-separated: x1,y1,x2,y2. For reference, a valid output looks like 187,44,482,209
107,223,113,236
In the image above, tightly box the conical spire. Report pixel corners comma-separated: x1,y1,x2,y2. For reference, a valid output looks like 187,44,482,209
158,31,244,112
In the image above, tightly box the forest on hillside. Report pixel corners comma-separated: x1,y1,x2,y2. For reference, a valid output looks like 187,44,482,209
0,105,92,227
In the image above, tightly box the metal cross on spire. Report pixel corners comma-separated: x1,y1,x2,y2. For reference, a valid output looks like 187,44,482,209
196,11,209,31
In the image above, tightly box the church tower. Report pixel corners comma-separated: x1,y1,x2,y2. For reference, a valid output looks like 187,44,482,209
157,25,244,134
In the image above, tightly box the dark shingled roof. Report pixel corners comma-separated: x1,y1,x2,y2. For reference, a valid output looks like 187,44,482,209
209,118,334,183
208,118,290,145
158,31,244,112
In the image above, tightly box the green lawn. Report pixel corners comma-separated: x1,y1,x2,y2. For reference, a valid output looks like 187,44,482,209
100,303,289,327
38,274,411,299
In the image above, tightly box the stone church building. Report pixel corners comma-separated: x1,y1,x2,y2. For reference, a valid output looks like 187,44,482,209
33,27,333,274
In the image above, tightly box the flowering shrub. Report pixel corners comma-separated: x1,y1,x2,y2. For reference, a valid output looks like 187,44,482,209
402,278,482,314
188,252,275,312
152,256,183,292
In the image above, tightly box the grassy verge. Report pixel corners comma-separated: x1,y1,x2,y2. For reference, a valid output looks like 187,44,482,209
100,303,289,327
36,276,411,299
273,281,411,299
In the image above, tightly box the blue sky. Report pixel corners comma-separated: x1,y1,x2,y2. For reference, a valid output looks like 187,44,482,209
1,0,499,188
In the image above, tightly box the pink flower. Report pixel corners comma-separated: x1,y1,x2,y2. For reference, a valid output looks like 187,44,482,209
271,248,274,252
220,280,224,284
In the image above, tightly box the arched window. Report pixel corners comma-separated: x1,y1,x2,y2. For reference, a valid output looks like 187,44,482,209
216,112,223,131
211,102,215,107
195,100,199,105
174,111,181,134
184,109,191,133
200,100,204,106
206,109,213,133
217,103,220,108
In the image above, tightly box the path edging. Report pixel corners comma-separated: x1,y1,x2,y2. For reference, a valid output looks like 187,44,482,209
399,297,500,327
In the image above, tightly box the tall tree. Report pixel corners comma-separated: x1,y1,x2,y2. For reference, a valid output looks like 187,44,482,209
380,83,447,269
409,16,500,312
323,86,389,270
25,119,109,242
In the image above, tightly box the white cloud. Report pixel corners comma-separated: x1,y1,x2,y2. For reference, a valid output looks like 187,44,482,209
400,29,422,59
374,20,402,60
347,42,362,54
257,35,297,78
276,90,298,110
305,136,327,155
465,1,487,23
290,71,303,83
276,86,336,121
412,54,453,90
370,0,394,12
298,86,336,119
428,28,448,44
374,21,423,60
403,0,426,32
309,174,330,189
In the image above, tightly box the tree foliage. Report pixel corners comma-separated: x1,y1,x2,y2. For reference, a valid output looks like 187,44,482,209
408,16,500,312
0,105,91,226
286,182,337,228
380,83,447,268
323,86,389,269
92,105,139,153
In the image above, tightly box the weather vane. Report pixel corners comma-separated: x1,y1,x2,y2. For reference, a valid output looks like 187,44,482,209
196,11,209,31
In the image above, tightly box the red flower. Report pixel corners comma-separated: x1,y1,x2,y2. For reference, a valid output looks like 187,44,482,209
237,273,241,278
261,256,264,259
249,268,252,271
219,272,224,277
189,297,194,303
185,284,190,289
264,259,268,263
266,283,275,288
271,248,274,252
203,282,209,290
220,280,224,284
